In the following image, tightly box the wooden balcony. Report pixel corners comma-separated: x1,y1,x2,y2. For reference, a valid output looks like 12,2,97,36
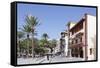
69,42,85,48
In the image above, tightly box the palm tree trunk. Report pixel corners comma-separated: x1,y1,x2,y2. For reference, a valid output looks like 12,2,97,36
27,34,29,58
31,33,34,58
27,39,30,58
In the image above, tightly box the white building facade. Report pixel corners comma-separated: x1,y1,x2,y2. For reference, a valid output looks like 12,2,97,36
60,32,68,57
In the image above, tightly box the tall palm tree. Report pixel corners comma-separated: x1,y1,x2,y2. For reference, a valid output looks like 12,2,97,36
22,24,31,57
25,15,40,58
17,31,24,57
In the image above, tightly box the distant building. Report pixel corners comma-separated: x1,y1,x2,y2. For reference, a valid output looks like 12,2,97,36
67,14,96,60
60,32,68,56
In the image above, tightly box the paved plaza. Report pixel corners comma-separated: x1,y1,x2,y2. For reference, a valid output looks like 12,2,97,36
17,56,84,65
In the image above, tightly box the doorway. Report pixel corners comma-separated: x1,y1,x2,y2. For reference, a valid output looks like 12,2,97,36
80,47,83,58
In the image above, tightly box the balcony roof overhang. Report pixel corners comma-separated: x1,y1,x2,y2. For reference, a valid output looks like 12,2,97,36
69,18,85,31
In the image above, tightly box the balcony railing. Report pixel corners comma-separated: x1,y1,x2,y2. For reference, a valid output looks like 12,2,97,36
69,40,83,47
70,29,84,37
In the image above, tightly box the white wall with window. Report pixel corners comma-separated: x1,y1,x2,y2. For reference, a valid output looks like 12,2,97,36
87,14,96,60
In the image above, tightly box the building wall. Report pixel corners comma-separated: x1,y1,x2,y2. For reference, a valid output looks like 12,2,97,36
82,19,86,59
64,36,68,56
69,19,86,58
87,15,96,60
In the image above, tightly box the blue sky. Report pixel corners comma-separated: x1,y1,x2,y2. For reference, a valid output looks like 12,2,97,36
17,3,96,40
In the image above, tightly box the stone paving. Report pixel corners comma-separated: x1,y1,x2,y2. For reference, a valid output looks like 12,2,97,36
41,56,84,63
17,56,84,65
17,57,45,65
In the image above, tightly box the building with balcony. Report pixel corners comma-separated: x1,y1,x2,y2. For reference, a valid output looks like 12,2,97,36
67,14,96,60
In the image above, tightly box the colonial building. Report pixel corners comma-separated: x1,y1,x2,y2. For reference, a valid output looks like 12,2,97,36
67,14,96,60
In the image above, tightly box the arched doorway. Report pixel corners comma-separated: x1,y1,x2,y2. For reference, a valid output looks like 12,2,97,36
75,48,78,57
80,47,83,58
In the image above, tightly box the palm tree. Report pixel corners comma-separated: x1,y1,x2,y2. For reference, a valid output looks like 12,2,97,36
22,24,31,57
17,31,24,57
25,15,40,58
42,33,49,40
42,33,49,46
